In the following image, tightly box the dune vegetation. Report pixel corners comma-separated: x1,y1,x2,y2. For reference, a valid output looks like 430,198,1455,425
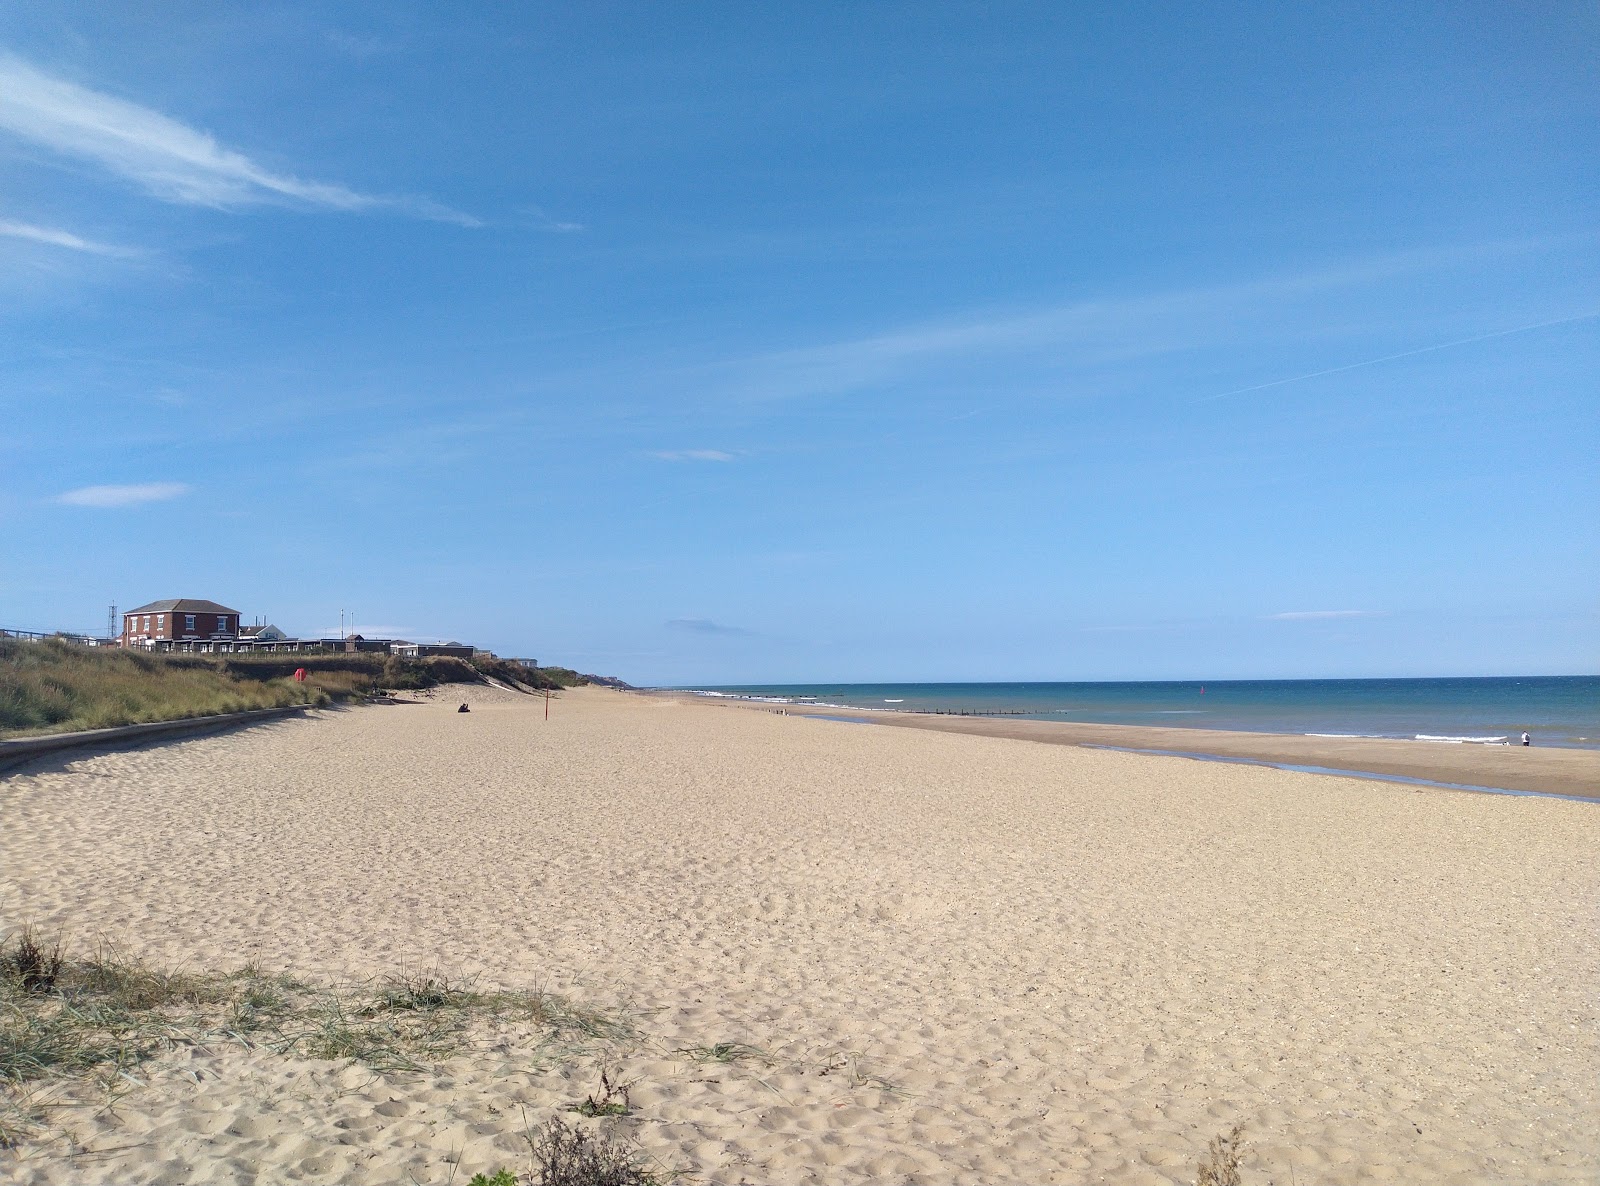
214,651,586,694
0,638,324,737
0,926,657,1184
0,638,588,738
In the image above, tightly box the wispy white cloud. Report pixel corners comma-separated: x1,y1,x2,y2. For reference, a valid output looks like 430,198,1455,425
717,305,1088,403
652,449,733,462
56,481,190,507
0,53,478,225
706,277,1334,404
700,241,1570,405
1269,610,1386,621
522,206,584,233
0,217,138,256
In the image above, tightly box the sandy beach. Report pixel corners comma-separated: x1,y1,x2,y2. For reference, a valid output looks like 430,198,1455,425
2,685,1596,1184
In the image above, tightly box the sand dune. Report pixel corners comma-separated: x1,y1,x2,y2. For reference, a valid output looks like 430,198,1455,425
2,685,1595,1184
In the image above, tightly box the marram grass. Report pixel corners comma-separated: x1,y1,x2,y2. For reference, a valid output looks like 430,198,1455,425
0,928,646,1165
0,637,324,737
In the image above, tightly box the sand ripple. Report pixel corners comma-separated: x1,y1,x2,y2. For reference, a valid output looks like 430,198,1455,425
1,687,1595,1183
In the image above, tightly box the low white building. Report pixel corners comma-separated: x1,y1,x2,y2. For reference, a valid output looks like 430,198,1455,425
238,624,289,642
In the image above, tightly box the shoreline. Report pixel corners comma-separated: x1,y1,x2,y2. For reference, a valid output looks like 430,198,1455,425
4,685,1596,1183
665,692,1600,800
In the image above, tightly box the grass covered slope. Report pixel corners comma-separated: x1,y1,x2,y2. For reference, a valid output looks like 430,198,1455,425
215,652,586,693
0,639,593,738
0,638,325,737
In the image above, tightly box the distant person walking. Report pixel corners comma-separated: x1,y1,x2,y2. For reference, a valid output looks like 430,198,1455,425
1521,731,1530,747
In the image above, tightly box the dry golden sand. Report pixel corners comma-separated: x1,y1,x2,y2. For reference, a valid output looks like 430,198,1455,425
1,685,1596,1185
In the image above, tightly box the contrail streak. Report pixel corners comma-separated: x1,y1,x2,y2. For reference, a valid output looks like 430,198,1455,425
1196,310,1600,402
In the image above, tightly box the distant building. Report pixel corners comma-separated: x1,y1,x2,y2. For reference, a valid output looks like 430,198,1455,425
507,658,540,669
390,641,475,659
113,603,478,658
317,634,397,654
123,599,240,648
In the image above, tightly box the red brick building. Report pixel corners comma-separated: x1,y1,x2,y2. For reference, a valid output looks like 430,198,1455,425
122,599,241,647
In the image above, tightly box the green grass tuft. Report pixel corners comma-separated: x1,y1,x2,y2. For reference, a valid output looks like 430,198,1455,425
468,1172,520,1186
570,1065,634,1118
1,933,663,1166
0,934,635,1098
672,1041,769,1065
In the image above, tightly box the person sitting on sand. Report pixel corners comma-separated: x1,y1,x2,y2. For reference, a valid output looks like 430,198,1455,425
458,703,470,713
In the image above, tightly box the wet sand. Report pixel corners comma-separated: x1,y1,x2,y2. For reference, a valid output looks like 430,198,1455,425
686,695,1600,799
1,685,1595,1184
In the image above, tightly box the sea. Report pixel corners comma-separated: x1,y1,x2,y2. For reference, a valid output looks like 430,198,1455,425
671,677,1600,750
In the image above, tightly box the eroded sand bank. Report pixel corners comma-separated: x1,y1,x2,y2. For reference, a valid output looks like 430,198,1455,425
2,685,1595,1184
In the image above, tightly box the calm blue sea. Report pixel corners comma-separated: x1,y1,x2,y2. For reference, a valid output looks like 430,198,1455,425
675,677,1600,749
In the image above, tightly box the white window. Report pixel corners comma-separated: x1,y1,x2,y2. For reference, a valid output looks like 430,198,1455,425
185,614,196,631
157,615,165,631
142,616,150,631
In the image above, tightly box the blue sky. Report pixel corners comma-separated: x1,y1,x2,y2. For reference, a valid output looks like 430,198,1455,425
2,2,1595,684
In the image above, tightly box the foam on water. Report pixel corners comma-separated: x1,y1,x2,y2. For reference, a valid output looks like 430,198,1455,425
668,676,1599,750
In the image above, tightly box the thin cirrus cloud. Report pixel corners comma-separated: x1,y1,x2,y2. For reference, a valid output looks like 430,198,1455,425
652,449,733,462
0,217,138,256
0,53,478,225
702,262,1362,404
1269,610,1386,621
701,241,1566,406
56,482,190,508
1196,310,1600,404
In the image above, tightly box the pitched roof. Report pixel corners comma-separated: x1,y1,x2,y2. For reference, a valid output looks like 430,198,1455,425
125,599,241,615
